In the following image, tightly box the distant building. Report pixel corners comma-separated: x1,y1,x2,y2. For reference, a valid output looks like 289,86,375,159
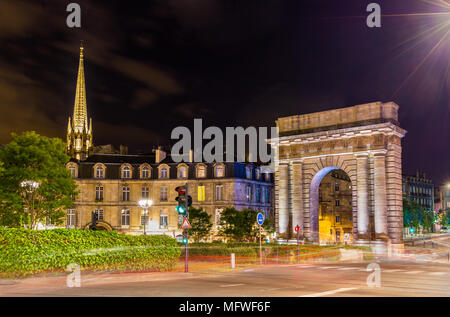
318,170,353,243
402,171,434,211
434,183,450,212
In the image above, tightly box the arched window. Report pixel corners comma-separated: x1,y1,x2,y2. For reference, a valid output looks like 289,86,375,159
95,165,104,178
196,165,206,178
141,166,150,179
215,164,225,178
255,168,261,180
69,166,76,177
160,167,168,179
178,166,187,178
122,166,131,179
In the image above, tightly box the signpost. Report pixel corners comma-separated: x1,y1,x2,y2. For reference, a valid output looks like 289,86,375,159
295,224,300,263
257,212,264,265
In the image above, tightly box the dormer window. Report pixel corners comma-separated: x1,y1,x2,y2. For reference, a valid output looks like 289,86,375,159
178,165,188,178
246,166,252,179
67,162,78,178
159,166,169,179
122,166,131,179
215,164,225,178
196,164,206,178
94,164,105,179
141,165,150,179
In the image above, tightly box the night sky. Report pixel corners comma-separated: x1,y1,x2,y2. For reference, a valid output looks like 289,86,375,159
0,0,448,184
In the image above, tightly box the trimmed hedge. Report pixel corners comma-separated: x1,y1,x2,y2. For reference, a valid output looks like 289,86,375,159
0,228,180,278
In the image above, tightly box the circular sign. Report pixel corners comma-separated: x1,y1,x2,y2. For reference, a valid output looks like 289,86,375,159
295,225,300,232
257,212,264,226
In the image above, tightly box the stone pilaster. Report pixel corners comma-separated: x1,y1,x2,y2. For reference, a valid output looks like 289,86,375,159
276,164,289,234
373,151,388,240
356,153,370,240
386,137,404,244
290,161,304,236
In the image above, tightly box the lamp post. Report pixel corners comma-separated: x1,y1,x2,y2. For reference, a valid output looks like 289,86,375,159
138,199,153,235
20,180,40,229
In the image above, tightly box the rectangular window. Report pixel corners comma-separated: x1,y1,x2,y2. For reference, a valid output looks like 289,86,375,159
198,185,206,201
246,185,252,202
216,185,223,201
160,209,168,229
335,199,340,206
160,186,168,201
256,187,261,203
335,183,339,191
95,209,104,221
67,209,76,228
265,188,270,203
122,186,130,201
95,186,103,201
142,186,149,198
121,209,130,227
335,216,340,223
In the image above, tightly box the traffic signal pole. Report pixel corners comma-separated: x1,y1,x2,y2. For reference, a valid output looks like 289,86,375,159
185,182,189,273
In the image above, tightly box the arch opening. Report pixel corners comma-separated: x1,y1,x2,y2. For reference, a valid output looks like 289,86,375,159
310,167,354,243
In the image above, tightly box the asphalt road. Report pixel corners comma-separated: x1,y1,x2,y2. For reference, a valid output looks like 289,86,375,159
2,260,449,297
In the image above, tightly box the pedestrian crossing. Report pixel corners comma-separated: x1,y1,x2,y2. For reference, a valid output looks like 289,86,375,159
294,264,448,276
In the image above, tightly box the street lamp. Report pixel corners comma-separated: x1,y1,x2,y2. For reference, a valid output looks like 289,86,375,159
138,199,153,235
20,180,40,229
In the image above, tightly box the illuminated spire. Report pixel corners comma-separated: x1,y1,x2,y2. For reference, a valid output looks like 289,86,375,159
73,43,87,133
67,43,93,160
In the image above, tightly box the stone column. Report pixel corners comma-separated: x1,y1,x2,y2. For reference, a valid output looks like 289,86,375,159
290,161,304,236
386,135,404,245
356,153,370,240
276,164,289,234
373,151,388,240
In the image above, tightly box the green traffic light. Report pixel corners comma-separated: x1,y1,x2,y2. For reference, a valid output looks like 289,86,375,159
176,205,186,214
182,238,188,244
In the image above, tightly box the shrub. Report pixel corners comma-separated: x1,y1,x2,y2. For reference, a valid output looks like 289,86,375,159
0,228,180,278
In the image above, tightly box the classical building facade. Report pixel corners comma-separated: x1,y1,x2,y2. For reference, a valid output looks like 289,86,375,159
64,46,273,237
272,102,406,251
66,153,273,237
402,171,434,211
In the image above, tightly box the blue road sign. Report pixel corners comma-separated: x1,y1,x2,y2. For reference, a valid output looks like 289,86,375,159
257,212,264,226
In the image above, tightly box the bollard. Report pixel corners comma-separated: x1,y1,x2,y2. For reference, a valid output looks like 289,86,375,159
231,253,235,269
276,247,279,264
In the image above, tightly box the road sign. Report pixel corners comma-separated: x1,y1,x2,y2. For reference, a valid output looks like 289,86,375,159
257,212,264,226
295,225,300,232
181,217,191,229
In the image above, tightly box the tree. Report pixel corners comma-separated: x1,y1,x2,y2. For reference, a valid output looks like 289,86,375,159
188,206,212,242
218,207,259,242
0,131,78,229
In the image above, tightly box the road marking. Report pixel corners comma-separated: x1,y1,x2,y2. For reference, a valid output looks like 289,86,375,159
220,284,245,288
337,267,360,271
243,269,254,272
428,272,446,276
404,270,424,274
383,269,404,273
296,265,315,268
318,266,337,270
299,287,358,297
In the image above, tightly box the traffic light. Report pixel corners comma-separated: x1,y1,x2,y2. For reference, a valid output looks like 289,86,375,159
182,230,188,244
175,185,192,215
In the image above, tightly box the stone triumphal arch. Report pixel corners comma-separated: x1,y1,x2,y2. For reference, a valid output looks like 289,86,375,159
273,102,406,250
